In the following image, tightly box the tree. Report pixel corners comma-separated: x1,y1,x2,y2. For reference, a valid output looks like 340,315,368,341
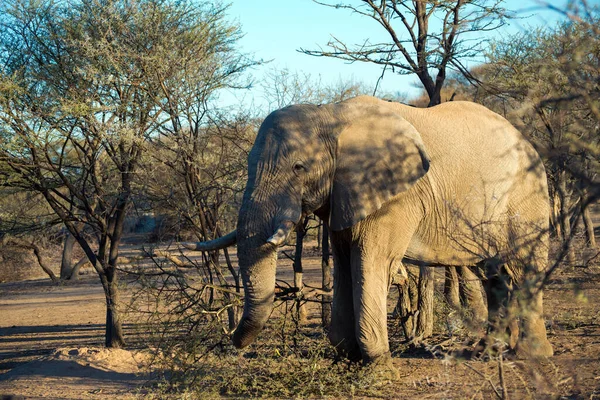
139,18,257,328
0,0,251,347
144,112,256,330
302,0,510,106
261,67,388,112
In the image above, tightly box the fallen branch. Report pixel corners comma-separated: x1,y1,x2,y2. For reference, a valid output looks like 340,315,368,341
152,249,195,268
200,302,236,317
203,283,244,297
2,236,58,282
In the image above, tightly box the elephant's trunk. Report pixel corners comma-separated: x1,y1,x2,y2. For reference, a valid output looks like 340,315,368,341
181,230,237,251
232,225,282,348
231,243,277,348
232,196,300,348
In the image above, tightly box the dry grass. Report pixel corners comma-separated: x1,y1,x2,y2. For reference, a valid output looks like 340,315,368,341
128,251,600,399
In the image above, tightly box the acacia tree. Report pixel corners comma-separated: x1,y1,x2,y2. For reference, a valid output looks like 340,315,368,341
138,10,257,328
261,67,388,111
0,0,249,347
302,0,510,106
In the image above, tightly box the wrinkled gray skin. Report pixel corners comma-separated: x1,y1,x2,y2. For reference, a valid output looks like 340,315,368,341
208,96,553,368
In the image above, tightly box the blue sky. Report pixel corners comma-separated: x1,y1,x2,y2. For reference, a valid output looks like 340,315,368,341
224,0,589,107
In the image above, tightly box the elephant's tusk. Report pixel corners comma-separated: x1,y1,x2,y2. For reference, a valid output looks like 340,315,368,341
266,220,295,247
182,230,237,251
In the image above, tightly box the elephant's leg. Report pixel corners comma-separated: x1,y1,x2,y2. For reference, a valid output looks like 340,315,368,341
444,266,461,310
350,247,394,367
328,238,361,361
510,241,553,357
395,270,418,340
514,286,553,357
482,257,512,350
457,266,487,326
504,192,553,357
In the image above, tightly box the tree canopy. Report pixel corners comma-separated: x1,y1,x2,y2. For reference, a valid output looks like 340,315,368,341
0,0,254,347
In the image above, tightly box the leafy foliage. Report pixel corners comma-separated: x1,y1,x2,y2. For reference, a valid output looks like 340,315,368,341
0,0,254,347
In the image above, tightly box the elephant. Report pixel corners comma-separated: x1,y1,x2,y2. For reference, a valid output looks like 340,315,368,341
190,95,553,372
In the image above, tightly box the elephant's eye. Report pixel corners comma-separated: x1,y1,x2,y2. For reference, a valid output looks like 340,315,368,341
293,161,306,175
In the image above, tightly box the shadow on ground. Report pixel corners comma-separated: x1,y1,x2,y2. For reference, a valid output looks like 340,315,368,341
0,323,145,373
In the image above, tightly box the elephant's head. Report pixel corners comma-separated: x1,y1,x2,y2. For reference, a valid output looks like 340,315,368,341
194,96,430,348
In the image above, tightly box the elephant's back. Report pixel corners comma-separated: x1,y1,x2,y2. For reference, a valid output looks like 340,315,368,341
406,101,546,196
395,101,525,186
393,101,525,159
393,101,546,191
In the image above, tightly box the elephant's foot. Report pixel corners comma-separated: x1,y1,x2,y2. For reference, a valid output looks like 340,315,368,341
328,333,362,362
515,316,553,358
335,346,362,363
363,353,400,381
515,336,553,358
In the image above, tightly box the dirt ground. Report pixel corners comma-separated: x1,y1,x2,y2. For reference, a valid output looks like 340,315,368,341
1,242,600,399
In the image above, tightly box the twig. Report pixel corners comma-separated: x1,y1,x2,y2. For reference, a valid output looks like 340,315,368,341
153,249,195,268
499,354,509,400
509,362,534,399
200,302,236,318
464,362,503,399
203,283,244,297
281,250,295,262
275,286,300,297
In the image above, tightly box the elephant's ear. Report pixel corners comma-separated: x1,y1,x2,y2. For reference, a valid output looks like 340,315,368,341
329,109,430,231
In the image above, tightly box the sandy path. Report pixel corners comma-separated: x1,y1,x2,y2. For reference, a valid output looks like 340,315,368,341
0,246,325,399
0,276,149,399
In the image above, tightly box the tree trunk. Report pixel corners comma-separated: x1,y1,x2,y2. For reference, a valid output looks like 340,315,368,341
557,170,576,265
68,256,90,280
427,84,442,107
208,251,239,332
60,232,76,280
415,265,434,339
321,221,332,327
293,218,307,322
61,220,126,349
199,213,241,331
551,189,562,239
444,266,460,309
316,220,322,251
396,268,419,340
222,248,241,330
102,267,125,348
